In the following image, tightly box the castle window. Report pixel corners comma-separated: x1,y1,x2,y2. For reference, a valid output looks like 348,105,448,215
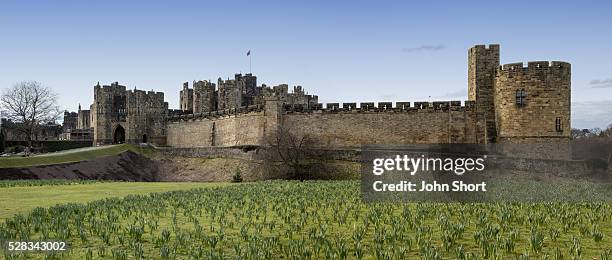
555,117,562,132
515,89,526,107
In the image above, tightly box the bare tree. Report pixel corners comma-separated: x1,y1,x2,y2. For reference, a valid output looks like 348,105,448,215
0,81,61,149
571,128,584,139
602,123,612,138
264,124,324,181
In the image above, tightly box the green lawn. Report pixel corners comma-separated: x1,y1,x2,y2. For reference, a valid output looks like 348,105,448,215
0,144,156,168
0,182,228,220
1,181,610,259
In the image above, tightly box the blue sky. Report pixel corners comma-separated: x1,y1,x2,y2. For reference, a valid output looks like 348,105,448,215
1,0,611,129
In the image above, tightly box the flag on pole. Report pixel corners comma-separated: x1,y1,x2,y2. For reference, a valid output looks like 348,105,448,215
247,50,251,56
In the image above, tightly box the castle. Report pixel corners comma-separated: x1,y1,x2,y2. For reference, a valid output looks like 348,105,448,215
90,44,571,153
60,103,93,141
91,82,168,145
179,73,319,113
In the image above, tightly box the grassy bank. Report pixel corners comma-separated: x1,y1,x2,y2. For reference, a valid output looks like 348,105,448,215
0,144,156,168
0,182,228,220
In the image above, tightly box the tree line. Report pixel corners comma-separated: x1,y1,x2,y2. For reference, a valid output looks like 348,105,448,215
572,124,612,139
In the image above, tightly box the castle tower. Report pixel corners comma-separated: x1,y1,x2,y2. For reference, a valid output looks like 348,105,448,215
179,82,193,112
193,80,217,114
217,74,250,111
494,61,571,144
92,82,127,145
76,103,91,130
468,44,500,143
238,73,257,105
126,89,168,144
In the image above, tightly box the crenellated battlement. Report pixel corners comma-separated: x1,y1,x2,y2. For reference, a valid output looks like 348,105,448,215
469,44,500,51
166,99,481,123
127,89,164,97
498,61,570,72
127,89,166,107
283,100,477,113
168,104,265,122
94,82,126,93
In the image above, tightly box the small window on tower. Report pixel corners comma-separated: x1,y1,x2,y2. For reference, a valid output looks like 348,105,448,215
555,117,563,132
515,89,526,107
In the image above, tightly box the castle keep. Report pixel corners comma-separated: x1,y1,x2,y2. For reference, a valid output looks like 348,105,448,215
92,44,571,151
177,73,319,113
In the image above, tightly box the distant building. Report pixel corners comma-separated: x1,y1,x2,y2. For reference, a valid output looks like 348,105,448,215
76,103,91,129
59,128,93,141
62,111,78,131
1,118,62,142
60,103,93,141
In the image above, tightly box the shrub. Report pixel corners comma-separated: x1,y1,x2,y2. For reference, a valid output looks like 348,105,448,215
232,169,243,183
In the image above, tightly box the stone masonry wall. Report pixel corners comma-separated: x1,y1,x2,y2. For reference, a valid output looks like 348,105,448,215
166,101,486,148
494,61,571,139
193,80,217,114
93,82,127,145
167,111,266,148
283,106,485,148
468,44,500,143
126,90,168,144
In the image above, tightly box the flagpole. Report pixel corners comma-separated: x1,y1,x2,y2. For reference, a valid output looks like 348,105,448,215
249,52,252,74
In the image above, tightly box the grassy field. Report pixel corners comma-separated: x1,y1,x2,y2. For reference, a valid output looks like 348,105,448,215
0,144,156,168
0,182,228,220
1,181,610,259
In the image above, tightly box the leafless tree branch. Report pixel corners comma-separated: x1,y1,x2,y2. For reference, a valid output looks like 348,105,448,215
263,121,326,180
1,81,61,148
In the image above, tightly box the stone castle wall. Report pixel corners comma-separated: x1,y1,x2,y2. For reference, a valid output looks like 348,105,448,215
167,108,267,147
283,104,485,148
166,101,487,148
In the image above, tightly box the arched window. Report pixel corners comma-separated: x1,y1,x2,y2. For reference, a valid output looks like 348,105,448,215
515,89,526,107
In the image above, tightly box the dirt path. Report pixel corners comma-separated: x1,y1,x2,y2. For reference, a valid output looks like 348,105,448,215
33,145,118,157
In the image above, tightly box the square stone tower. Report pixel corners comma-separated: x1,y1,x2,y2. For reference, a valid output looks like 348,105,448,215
217,73,257,110
179,82,194,112
468,44,500,143
193,80,217,113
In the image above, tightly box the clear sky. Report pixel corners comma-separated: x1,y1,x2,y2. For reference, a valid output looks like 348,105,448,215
1,0,611,129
